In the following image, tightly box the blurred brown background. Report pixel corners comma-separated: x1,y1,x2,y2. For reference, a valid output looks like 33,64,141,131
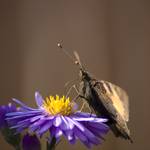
0,0,150,150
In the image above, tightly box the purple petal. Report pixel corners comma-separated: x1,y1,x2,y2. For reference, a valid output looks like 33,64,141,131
92,118,108,123
82,127,100,145
6,113,37,120
6,110,41,116
35,92,44,107
84,124,105,139
88,122,109,133
67,117,84,131
74,112,96,117
22,133,41,150
73,127,88,143
11,119,31,129
73,116,108,123
36,120,52,136
0,104,17,128
12,98,37,111
16,127,25,133
73,126,99,148
53,116,62,127
64,117,74,129
50,126,62,139
29,119,46,132
55,128,63,139
60,116,70,130
0,107,8,128
64,130,76,144
7,103,17,112
72,117,96,122
69,135,76,145
30,115,46,122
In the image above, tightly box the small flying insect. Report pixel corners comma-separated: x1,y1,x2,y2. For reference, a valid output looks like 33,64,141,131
58,43,132,142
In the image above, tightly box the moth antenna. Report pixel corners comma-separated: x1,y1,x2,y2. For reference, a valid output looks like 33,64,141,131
73,51,81,65
73,51,85,70
57,43,85,70
57,43,75,64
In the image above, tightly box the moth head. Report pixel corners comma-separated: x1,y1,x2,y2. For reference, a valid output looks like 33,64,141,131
74,52,91,81
78,69,91,81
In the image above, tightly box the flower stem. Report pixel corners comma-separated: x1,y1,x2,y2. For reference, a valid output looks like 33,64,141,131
15,145,21,150
47,137,57,150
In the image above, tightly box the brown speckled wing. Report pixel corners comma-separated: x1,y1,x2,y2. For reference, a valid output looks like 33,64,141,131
94,80,129,122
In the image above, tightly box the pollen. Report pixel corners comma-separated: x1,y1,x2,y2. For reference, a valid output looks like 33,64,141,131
42,95,74,116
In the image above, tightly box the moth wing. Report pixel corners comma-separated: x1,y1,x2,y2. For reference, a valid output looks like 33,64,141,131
94,80,129,122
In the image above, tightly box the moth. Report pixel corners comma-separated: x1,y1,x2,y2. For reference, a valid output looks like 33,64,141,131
58,43,132,142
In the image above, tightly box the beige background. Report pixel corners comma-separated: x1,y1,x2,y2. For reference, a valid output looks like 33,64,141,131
0,0,150,150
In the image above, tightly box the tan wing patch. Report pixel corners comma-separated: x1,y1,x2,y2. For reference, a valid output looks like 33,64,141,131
100,80,129,122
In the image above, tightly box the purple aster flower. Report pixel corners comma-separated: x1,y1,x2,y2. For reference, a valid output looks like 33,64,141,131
22,133,41,150
6,92,109,148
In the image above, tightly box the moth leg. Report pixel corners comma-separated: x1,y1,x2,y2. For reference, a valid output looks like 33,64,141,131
66,85,83,104
79,95,89,101
78,100,92,113
71,85,86,103
68,84,88,101
73,93,94,115
64,78,79,89
79,101,92,113
79,101,87,112
85,103,92,114
66,84,79,98
72,85,80,95
87,104,93,116
72,94,80,102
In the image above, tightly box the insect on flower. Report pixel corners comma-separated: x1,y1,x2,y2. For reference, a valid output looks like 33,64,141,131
58,43,133,143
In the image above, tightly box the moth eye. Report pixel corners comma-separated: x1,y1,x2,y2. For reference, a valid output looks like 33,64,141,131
75,61,79,65
57,43,61,47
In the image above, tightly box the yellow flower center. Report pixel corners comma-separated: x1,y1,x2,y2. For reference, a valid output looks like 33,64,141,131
42,95,75,116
